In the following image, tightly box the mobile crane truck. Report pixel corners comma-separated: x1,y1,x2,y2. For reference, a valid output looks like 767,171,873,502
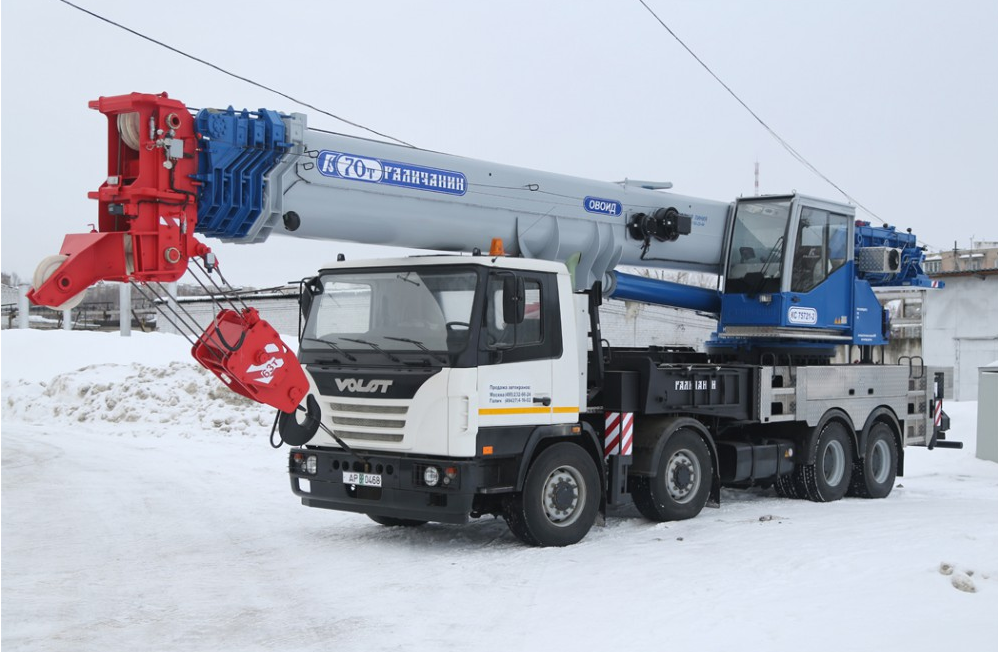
29,93,958,546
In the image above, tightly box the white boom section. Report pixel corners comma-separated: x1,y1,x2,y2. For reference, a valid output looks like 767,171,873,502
245,113,731,291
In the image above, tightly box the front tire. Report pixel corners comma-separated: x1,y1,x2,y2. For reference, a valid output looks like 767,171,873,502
631,429,712,521
504,443,600,547
848,422,898,499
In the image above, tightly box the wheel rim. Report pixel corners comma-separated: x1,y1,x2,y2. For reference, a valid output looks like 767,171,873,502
870,438,891,484
821,439,846,486
541,465,586,527
665,449,701,504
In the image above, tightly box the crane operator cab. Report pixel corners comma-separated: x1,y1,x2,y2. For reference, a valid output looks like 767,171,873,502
709,194,888,358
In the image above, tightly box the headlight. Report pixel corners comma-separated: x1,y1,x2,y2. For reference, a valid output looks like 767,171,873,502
423,466,440,487
293,452,318,475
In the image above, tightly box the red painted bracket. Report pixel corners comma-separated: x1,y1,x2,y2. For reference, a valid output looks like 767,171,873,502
28,92,210,307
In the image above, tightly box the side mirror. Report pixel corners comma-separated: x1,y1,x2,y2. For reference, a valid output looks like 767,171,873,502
298,276,322,340
502,275,525,325
299,276,322,318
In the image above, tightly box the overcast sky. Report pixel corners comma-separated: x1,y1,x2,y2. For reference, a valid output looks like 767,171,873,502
2,0,996,288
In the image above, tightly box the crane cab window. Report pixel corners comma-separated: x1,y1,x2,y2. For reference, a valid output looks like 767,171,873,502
790,209,850,293
725,198,792,295
482,272,561,364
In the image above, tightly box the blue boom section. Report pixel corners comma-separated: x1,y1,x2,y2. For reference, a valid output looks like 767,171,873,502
855,221,942,288
193,107,290,240
611,272,721,315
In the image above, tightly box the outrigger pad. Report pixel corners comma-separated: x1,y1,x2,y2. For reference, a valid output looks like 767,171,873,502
193,307,308,413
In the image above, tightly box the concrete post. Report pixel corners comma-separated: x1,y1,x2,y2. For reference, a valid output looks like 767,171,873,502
165,282,179,336
119,282,132,337
18,285,30,329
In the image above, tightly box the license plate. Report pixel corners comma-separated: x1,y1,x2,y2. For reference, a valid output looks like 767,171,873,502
343,471,382,487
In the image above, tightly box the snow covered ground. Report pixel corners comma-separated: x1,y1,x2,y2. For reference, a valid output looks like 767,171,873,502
2,329,996,652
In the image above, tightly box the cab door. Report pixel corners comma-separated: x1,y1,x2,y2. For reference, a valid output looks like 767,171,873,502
476,270,563,428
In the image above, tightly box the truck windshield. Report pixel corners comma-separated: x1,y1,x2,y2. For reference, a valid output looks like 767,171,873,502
724,198,792,295
301,268,478,365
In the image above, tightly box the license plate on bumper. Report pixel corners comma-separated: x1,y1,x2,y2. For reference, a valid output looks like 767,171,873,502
343,471,382,487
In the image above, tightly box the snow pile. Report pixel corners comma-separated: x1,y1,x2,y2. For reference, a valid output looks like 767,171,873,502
1,330,273,434
4,361,272,434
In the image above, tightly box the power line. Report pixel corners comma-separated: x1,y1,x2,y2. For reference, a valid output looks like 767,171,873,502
55,0,415,148
637,0,884,223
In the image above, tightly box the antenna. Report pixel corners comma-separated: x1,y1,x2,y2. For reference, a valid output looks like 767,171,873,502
754,160,760,196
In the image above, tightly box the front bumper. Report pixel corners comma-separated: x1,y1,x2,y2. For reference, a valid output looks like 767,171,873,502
289,448,485,524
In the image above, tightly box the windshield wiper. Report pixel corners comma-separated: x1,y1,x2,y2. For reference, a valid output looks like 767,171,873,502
396,272,421,286
301,337,358,362
384,336,448,365
341,337,402,364
752,235,784,295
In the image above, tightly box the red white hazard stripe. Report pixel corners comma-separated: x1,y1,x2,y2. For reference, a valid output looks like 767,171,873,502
934,399,942,428
604,412,620,457
604,411,634,458
620,412,633,455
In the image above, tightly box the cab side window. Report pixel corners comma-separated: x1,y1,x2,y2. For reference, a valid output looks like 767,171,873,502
791,209,850,293
483,272,561,364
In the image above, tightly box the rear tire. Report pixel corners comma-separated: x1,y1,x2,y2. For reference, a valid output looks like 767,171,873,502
848,422,898,499
631,429,712,521
800,421,853,502
774,473,802,499
367,515,427,527
504,442,600,547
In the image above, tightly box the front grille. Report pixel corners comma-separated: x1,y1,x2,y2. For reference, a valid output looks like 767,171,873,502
324,398,408,443
328,402,407,415
333,416,405,429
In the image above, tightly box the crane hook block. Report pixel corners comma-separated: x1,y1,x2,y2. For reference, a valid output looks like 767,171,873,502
192,308,309,413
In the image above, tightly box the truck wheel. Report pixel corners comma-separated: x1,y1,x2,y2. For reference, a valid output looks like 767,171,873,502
504,442,600,547
367,515,427,527
800,422,853,502
631,429,712,521
774,473,802,499
848,422,897,499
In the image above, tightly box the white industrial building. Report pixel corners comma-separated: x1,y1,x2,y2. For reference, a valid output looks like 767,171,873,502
923,269,998,401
